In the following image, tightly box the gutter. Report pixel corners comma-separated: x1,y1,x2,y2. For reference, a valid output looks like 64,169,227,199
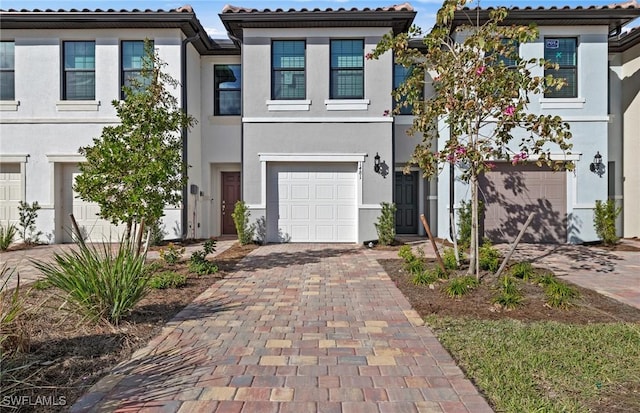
181,33,200,239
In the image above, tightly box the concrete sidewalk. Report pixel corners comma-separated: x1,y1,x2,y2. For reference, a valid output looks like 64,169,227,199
72,244,493,413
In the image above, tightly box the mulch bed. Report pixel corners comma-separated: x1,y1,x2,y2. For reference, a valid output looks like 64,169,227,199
1,242,258,412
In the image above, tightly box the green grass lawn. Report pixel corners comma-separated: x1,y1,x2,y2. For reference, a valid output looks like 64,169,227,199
427,317,640,412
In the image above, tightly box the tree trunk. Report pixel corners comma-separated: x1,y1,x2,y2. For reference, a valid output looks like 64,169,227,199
467,173,480,278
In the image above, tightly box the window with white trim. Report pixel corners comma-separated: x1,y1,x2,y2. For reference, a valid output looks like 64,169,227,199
272,40,305,100
121,40,152,99
544,38,577,98
0,41,15,100
63,41,95,100
330,39,364,99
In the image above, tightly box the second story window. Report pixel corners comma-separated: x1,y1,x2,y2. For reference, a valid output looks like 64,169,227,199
272,40,305,100
544,38,577,98
63,41,95,100
121,40,152,99
0,41,15,100
214,64,241,115
330,39,364,99
393,63,422,115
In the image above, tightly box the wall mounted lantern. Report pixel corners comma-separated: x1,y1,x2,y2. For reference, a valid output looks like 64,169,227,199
374,152,381,174
590,151,604,175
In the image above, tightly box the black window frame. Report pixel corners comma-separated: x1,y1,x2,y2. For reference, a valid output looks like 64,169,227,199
0,41,15,101
330,39,365,100
214,64,241,116
271,40,306,100
62,40,95,101
121,40,152,99
393,63,422,115
544,37,578,99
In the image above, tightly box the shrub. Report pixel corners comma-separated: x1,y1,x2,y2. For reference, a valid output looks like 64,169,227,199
0,222,17,251
375,202,396,246
189,249,218,276
232,200,255,245
444,275,479,298
493,275,523,308
412,269,439,286
1,265,28,355
594,199,622,246
149,271,187,289
398,245,415,262
442,248,459,270
457,200,483,249
479,240,500,272
17,201,43,245
510,261,535,281
147,219,167,246
159,243,185,265
544,279,579,309
32,240,149,324
203,238,217,255
398,246,426,275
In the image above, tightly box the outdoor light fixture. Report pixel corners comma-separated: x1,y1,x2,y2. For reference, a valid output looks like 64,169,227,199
590,151,603,174
374,152,381,173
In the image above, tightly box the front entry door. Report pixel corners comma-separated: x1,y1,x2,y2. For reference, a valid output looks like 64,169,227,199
221,172,240,235
395,171,419,234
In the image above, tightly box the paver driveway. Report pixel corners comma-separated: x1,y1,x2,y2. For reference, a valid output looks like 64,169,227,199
72,244,493,413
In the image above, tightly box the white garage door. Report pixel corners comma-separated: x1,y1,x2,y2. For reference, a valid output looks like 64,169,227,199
267,163,357,243
0,163,21,226
61,164,124,243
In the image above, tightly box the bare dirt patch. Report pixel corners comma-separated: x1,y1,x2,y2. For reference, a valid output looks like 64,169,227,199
1,241,258,412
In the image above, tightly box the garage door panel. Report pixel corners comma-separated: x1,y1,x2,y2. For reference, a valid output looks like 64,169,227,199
480,164,566,244
316,185,334,199
268,162,357,243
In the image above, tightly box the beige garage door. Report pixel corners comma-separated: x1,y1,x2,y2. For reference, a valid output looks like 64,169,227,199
479,163,567,243
0,163,21,227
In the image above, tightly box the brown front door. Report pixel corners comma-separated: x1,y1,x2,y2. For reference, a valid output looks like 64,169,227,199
222,172,241,235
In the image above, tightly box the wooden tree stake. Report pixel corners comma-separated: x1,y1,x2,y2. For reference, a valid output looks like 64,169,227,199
420,214,447,274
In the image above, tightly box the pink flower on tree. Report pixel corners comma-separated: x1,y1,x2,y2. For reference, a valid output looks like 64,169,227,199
365,53,374,60
503,105,515,116
476,66,486,75
484,162,496,170
383,109,390,117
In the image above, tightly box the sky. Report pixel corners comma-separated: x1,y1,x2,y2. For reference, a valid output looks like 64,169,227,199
0,1,633,38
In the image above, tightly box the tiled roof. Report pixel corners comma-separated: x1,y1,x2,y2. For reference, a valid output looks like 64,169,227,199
219,3,417,41
221,3,414,14
451,3,640,33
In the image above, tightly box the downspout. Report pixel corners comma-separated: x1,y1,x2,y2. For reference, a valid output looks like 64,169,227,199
181,33,200,239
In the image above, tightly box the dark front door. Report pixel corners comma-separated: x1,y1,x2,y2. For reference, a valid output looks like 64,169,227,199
395,171,419,234
222,172,241,235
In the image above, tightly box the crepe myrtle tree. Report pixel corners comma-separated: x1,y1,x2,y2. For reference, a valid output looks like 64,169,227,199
75,40,196,246
369,0,573,277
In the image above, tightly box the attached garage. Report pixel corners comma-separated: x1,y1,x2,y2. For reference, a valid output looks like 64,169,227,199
266,162,357,243
479,163,567,243
59,164,124,243
0,163,22,226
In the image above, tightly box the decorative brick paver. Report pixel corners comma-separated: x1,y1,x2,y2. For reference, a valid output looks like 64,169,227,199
71,243,493,412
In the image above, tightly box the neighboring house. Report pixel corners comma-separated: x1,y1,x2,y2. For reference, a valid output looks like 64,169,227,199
0,3,638,244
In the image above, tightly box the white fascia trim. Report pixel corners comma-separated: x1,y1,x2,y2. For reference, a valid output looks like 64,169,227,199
266,100,311,111
490,152,581,162
325,99,370,111
56,101,101,111
0,154,29,163
360,204,383,210
243,117,393,123
1,118,120,124
0,101,19,111
46,154,86,163
258,153,367,162
554,115,609,122
539,97,586,110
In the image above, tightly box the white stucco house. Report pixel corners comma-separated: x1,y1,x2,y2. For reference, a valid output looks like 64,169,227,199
1,3,639,244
